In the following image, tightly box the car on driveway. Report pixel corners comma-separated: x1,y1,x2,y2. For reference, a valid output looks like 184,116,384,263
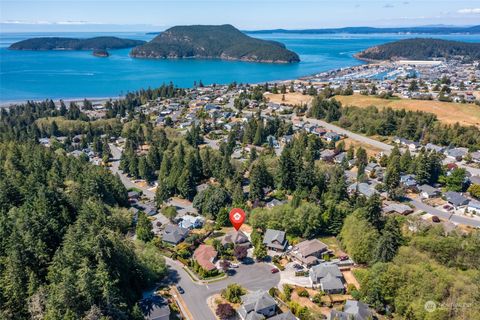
293,264,303,270
432,216,441,223
176,286,185,294
271,268,279,274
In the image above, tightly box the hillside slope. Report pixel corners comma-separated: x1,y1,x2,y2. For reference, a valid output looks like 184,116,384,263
356,38,480,61
130,24,300,63
9,36,145,50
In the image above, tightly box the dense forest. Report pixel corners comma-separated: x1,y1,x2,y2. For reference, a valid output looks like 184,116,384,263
0,142,166,319
130,24,300,63
356,38,480,61
307,96,480,149
9,36,145,51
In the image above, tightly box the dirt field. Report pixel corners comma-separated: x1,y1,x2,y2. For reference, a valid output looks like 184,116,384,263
335,94,480,127
342,270,360,290
342,137,384,157
265,92,313,106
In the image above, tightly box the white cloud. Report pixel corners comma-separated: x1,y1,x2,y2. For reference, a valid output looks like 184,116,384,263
458,8,480,14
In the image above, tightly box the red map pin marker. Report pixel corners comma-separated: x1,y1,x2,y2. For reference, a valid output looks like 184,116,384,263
229,208,246,231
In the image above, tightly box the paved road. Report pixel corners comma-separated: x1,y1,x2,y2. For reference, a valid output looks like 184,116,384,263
301,117,394,154
163,258,280,320
410,198,480,228
109,143,156,199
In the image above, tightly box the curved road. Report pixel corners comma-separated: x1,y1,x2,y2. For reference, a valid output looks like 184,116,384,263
163,258,280,320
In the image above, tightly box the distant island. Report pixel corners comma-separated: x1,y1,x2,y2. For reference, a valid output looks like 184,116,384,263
355,38,480,61
9,36,145,51
246,25,480,35
131,24,300,63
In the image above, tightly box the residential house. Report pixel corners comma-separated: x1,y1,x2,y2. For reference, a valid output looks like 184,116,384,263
334,152,347,165
193,244,218,271
347,182,378,198
467,200,480,214
221,230,250,247
309,263,345,294
445,147,468,161
281,135,294,144
265,199,287,208
320,149,337,162
364,163,379,175
237,290,278,320
162,224,189,245
266,135,280,148
289,239,328,267
425,143,445,153
263,229,288,252
179,215,205,229
400,174,418,190
418,184,441,198
328,300,374,320
470,152,480,163
269,311,297,320
445,191,470,208
324,132,341,142
128,190,141,201
383,203,413,215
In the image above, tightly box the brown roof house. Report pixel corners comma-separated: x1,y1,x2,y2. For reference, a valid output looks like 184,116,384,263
221,230,251,247
193,244,218,271
289,239,328,267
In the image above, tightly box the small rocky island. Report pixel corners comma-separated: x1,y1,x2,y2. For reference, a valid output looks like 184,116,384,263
356,38,480,61
130,24,300,63
9,36,145,51
93,49,109,57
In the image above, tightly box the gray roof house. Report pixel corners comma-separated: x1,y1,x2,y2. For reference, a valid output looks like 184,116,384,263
310,263,345,294
347,182,378,198
328,300,373,320
161,224,189,245
445,191,469,208
419,184,441,198
289,239,328,267
263,229,288,252
365,162,379,174
269,311,297,320
425,143,445,153
237,291,277,320
445,147,469,161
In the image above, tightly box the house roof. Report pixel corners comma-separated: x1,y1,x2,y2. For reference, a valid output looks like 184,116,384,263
292,239,328,258
269,311,296,320
263,229,287,250
321,273,344,291
221,230,250,246
310,263,343,281
445,191,469,206
329,300,373,320
162,224,189,244
348,182,377,198
193,244,217,271
240,290,277,314
419,184,440,195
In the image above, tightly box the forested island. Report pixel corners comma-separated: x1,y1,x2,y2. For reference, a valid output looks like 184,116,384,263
356,38,480,61
9,36,145,51
130,24,300,63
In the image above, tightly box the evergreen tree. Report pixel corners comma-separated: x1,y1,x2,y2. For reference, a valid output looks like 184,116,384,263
136,211,154,242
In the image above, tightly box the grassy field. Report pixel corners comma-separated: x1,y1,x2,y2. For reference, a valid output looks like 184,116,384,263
335,94,480,127
265,92,313,106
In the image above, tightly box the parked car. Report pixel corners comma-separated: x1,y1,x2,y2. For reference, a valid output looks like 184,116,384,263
293,263,303,270
230,263,239,268
271,268,279,274
443,204,453,211
176,286,185,294
339,255,349,261
432,216,441,223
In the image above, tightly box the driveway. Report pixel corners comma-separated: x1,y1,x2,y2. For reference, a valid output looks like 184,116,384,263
163,258,280,320
410,198,480,228
278,262,312,288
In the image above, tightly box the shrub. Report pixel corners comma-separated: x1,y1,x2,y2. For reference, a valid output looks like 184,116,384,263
216,303,235,320
221,283,246,303
298,289,309,298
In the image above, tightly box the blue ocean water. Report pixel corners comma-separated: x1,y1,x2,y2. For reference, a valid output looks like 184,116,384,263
1,32,479,102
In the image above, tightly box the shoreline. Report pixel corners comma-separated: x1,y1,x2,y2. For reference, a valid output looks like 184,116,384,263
0,96,123,108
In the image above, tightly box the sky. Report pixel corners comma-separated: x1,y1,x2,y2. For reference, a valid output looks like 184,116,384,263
1,0,480,32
